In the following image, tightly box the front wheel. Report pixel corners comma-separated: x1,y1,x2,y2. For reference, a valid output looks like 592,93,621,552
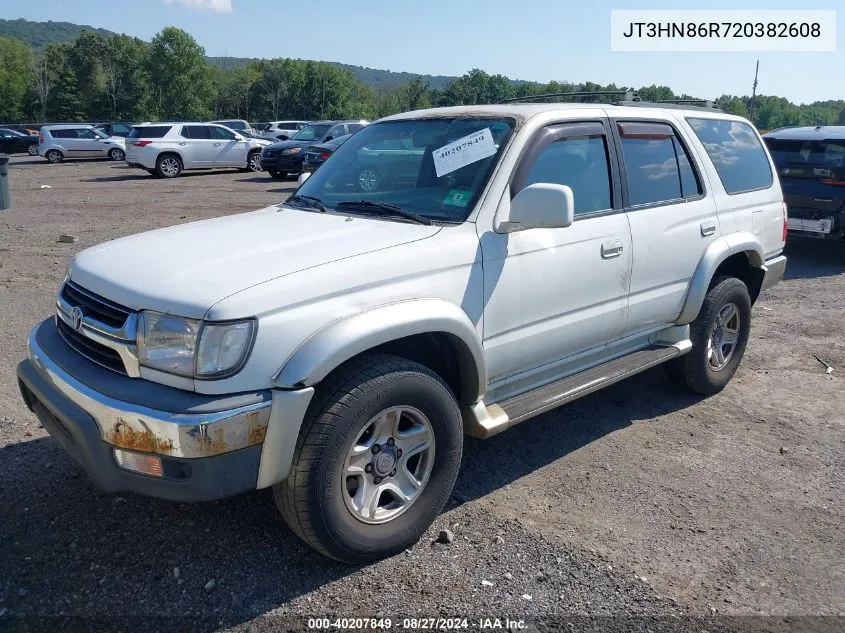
268,169,284,179
666,276,752,395
108,148,125,161
274,353,463,564
27,143,38,156
246,150,262,172
357,165,381,192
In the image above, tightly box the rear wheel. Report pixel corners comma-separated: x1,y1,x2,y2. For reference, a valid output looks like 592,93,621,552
274,353,463,564
666,276,752,395
45,150,63,163
108,148,125,161
156,154,182,178
27,143,38,156
357,165,381,192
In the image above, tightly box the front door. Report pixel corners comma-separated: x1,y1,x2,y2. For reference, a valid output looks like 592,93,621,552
210,125,248,167
481,120,633,388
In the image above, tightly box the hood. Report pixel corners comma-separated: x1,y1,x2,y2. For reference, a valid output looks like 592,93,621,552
266,138,315,150
70,205,441,319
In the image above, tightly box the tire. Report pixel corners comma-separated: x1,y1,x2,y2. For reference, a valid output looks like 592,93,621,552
357,165,381,192
27,143,38,156
666,276,752,395
246,150,262,172
108,148,125,161
274,353,463,564
45,150,63,163
268,169,284,179
156,154,182,178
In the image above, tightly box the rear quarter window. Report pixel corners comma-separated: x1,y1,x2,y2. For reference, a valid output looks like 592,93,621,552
687,118,773,194
128,126,171,139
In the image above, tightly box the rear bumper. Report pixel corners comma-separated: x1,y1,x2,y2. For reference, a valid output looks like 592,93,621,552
761,255,787,293
16,319,272,501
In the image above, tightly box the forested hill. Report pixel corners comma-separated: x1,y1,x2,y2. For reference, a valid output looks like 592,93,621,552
0,18,458,90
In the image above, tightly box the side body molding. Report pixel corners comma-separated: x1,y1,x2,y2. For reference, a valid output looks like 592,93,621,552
274,299,487,404
677,232,765,325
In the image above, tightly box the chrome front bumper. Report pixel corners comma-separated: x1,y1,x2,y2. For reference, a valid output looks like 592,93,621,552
24,321,271,459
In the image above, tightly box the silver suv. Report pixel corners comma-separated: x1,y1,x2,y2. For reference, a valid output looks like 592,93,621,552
38,124,127,163
124,122,270,177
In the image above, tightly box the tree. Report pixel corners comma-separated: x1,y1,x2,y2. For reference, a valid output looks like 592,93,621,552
0,36,32,121
147,27,212,120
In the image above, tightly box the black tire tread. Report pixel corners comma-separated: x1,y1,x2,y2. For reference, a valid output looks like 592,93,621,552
273,353,458,561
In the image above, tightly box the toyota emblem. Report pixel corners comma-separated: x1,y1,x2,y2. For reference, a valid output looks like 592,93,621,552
70,307,83,332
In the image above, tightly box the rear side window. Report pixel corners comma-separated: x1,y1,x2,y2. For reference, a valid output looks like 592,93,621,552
128,126,171,139
687,118,773,194
617,121,702,206
51,129,75,139
181,125,212,140
522,122,613,215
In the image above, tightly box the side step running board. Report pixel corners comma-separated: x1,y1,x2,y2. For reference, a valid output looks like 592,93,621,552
464,341,691,438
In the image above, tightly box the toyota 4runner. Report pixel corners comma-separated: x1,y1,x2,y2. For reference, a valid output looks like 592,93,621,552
17,102,787,563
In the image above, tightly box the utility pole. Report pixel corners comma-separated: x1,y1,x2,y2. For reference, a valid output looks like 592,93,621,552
749,60,759,126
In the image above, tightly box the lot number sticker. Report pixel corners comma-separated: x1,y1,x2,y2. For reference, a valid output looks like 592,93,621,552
433,128,496,177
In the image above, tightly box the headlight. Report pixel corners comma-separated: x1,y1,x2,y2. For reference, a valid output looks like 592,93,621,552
137,311,255,379
281,146,302,154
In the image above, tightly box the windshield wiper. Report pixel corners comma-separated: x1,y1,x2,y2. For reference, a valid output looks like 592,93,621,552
285,194,327,212
336,200,432,225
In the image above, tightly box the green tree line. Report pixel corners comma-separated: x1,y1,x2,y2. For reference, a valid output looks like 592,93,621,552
1,27,843,129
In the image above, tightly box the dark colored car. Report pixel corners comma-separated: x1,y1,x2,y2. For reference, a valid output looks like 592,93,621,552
93,122,135,138
763,126,845,239
0,128,39,156
260,120,368,179
302,134,351,173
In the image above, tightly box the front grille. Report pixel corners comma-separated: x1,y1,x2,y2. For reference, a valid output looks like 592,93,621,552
57,317,127,374
61,281,132,329
262,149,277,159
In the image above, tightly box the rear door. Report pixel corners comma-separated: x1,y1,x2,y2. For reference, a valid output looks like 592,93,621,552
764,137,845,235
612,117,718,335
180,125,216,167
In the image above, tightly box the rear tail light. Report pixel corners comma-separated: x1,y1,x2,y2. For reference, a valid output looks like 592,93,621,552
819,179,845,186
131,140,152,147
38,135,44,144
319,152,331,161
782,201,788,242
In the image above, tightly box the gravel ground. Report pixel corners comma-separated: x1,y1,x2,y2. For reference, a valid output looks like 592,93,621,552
0,156,843,632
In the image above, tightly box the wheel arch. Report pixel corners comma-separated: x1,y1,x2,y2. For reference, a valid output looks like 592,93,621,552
677,233,766,325
273,299,486,406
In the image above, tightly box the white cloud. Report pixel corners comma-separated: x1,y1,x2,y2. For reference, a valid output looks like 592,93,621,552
164,0,233,13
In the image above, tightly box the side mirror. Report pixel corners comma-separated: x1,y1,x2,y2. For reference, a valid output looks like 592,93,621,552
324,136,333,142
297,172,311,186
234,135,244,141
496,183,575,233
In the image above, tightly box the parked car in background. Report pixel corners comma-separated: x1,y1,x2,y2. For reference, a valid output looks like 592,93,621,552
125,122,270,178
259,120,309,141
93,122,135,138
0,128,39,156
210,119,256,136
763,126,845,240
38,124,127,163
260,120,368,178
301,134,351,174
0,124,40,136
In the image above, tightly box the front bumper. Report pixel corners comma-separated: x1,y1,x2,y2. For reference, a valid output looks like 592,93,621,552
760,254,787,292
260,153,304,173
17,319,273,501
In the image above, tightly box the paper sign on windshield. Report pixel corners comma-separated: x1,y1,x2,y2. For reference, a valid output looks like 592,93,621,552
432,128,496,178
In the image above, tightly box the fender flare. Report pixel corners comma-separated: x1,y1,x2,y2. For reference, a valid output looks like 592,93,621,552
273,299,487,403
677,232,765,325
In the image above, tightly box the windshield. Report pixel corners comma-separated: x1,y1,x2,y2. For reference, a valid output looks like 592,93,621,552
765,138,845,176
292,124,330,142
294,117,514,222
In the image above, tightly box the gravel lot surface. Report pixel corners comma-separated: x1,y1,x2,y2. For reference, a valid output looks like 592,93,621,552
0,156,843,632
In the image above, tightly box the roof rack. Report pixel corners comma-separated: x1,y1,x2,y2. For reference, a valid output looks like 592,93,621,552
498,90,640,104
496,91,723,112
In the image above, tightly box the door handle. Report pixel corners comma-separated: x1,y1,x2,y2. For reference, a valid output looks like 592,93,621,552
177,142,186,146
700,220,716,236
214,142,221,146
601,240,623,259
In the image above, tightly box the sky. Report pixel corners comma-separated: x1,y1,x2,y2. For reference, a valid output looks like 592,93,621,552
2,0,842,104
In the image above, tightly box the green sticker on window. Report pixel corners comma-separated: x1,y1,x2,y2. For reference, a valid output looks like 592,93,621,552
444,189,471,207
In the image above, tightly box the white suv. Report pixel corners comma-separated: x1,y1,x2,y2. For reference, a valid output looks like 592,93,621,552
18,101,787,564
38,124,127,163
125,122,270,177
259,120,309,141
